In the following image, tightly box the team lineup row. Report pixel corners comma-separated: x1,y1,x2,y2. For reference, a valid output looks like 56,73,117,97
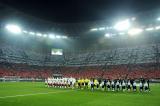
45,78,150,92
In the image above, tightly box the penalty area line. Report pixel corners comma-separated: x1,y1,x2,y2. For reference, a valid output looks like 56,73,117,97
0,90,72,99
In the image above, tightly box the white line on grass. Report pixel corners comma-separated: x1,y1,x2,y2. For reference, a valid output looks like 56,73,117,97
0,90,72,99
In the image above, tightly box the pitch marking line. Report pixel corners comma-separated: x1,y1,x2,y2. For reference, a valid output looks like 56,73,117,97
0,90,72,99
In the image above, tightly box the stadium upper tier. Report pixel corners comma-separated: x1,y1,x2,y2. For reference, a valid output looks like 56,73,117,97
0,43,159,66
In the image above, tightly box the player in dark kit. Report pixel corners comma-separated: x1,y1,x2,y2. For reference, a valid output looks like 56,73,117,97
104,79,107,91
78,79,81,89
147,79,150,91
85,78,89,89
90,79,94,91
130,79,134,87
81,79,85,89
98,79,102,87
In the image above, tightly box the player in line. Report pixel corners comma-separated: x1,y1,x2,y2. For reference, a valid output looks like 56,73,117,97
45,78,150,92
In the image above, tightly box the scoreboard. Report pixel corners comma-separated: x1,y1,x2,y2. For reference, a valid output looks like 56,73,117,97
51,48,63,55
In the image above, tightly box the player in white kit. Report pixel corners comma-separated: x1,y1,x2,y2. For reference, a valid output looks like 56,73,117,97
144,81,148,92
111,80,115,91
107,80,111,91
116,80,120,91
127,80,131,91
122,80,126,91
139,81,143,92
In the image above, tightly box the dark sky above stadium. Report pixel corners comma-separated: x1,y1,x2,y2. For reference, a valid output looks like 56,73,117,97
0,0,160,23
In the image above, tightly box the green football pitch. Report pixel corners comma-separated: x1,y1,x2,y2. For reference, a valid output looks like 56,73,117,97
0,82,160,106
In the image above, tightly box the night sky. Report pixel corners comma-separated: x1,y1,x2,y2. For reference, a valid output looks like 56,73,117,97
0,0,160,23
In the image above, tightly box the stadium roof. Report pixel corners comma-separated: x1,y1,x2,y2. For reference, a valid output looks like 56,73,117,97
0,0,160,37
1,0,160,23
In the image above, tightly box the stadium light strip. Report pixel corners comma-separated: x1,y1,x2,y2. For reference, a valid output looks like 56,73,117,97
104,33,116,38
98,27,105,30
49,34,55,39
62,36,68,39
155,26,160,30
90,28,98,31
145,27,154,31
128,28,143,36
43,34,47,37
29,32,35,35
4,23,68,39
36,33,42,36
56,35,61,39
105,33,111,38
157,17,160,21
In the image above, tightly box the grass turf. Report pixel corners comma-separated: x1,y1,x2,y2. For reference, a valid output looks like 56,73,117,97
0,82,160,106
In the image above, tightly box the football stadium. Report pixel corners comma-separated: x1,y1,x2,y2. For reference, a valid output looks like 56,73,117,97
0,0,160,106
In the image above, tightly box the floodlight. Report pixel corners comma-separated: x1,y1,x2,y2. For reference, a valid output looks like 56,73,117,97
128,28,143,36
145,27,154,31
29,32,35,35
157,17,160,21
114,19,130,31
56,35,61,39
155,26,160,30
99,27,105,30
105,33,111,38
5,24,22,34
36,33,42,36
49,34,55,39
90,28,98,31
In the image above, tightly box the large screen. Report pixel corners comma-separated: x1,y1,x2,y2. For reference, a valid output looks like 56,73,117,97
51,48,63,55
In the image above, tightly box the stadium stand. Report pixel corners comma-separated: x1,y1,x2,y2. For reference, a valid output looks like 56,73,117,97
0,43,160,80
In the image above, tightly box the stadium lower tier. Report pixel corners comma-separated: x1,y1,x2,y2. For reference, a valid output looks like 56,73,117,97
0,63,160,79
